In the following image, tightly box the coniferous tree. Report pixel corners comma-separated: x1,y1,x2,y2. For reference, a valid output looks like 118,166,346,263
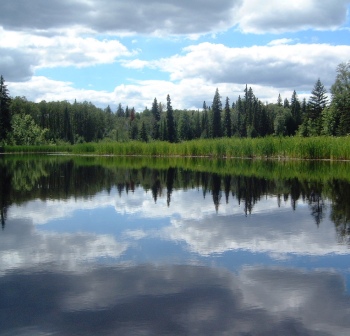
0,75,11,143
151,97,161,140
129,120,138,140
330,62,350,135
211,88,222,138
116,103,125,117
283,98,290,108
236,95,245,137
125,106,130,118
201,101,210,138
245,86,256,137
307,78,328,135
290,90,301,134
277,93,282,106
166,94,176,143
63,105,74,144
130,107,136,122
309,79,328,120
139,121,148,142
223,97,232,137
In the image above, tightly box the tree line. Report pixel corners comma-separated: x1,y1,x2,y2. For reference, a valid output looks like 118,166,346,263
0,61,349,146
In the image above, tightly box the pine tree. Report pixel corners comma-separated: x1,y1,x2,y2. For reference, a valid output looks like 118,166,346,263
166,94,176,143
211,88,222,138
0,75,11,142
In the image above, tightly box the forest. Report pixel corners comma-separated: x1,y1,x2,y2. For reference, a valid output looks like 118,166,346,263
0,61,349,146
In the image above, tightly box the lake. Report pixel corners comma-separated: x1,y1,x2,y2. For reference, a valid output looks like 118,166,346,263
1,155,350,335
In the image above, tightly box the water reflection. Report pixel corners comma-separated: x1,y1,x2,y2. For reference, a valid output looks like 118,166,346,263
1,155,350,335
1,264,349,335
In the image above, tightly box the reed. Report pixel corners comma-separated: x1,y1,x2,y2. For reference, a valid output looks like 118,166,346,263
4,136,350,161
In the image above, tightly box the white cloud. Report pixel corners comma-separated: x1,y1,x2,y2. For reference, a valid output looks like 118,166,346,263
0,218,128,274
267,38,296,46
111,189,350,257
236,0,350,34
127,42,350,90
8,76,114,106
1,0,349,36
0,27,133,72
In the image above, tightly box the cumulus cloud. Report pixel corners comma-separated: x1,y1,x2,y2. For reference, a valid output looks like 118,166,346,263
7,76,250,110
8,76,114,107
2,1,349,108
0,0,241,35
0,27,132,77
236,0,350,34
1,0,349,35
124,42,350,90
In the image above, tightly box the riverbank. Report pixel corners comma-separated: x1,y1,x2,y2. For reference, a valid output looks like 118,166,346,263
3,136,350,161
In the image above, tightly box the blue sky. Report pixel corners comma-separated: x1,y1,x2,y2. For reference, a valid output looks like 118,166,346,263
1,0,350,111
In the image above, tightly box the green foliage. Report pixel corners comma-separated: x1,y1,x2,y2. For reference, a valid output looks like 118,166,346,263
10,114,48,145
330,61,350,135
223,97,232,137
211,88,222,138
166,94,176,143
0,75,11,143
6,136,350,161
139,121,148,142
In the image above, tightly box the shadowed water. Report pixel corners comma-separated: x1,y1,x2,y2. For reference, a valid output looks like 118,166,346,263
1,155,350,335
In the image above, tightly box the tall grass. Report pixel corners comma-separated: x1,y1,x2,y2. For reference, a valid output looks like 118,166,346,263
4,136,350,161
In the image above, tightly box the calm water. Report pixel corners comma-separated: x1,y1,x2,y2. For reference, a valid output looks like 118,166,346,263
1,155,350,335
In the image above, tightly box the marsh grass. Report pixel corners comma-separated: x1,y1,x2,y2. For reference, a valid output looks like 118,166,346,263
4,136,350,161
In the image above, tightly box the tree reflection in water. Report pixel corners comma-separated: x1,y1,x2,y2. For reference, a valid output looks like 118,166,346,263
0,155,350,244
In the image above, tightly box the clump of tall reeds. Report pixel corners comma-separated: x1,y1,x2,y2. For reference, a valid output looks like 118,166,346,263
4,136,350,161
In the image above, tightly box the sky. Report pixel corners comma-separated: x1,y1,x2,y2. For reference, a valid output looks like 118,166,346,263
1,0,350,111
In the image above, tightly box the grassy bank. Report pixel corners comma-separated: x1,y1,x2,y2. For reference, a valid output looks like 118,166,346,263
4,136,350,161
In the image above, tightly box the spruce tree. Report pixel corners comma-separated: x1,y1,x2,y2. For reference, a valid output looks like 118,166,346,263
308,79,328,120
139,121,148,142
236,95,245,137
331,62,350,135
166,94,176,143
223,97,232,137
290,90,301,134
0,75,11,142
308,79,328,135
151,98,161,140
211,88,222,138
277,93,282,106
